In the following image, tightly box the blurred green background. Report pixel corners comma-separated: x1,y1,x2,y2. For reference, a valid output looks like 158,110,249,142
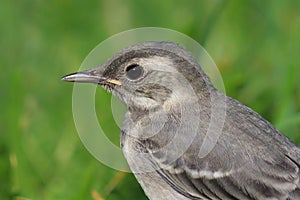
1,0,300,199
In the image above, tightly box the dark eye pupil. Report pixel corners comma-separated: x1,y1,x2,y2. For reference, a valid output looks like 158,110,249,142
125,64,144,80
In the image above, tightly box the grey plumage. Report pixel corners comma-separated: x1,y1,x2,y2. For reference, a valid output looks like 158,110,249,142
62,41,300,200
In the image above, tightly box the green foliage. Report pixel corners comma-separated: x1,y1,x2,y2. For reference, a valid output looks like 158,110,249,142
1,0,300,199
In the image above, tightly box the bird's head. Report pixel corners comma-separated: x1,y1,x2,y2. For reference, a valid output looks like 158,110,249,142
62,42,213,113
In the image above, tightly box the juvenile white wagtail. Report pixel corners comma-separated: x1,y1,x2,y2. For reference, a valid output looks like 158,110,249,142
63,42,300,200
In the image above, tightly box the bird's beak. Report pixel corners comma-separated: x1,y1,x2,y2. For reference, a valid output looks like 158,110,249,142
61,69,121,86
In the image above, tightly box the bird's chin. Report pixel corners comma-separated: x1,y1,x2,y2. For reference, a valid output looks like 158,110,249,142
100,83,114,93
101,85,127,105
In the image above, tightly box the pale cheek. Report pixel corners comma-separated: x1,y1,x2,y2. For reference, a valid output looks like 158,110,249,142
131,96,160,110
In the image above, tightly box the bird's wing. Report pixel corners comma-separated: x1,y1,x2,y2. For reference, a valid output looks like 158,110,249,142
156,152,300,200
150,99,300,200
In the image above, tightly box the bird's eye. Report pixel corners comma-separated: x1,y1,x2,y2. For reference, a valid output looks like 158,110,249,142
125,64,144,80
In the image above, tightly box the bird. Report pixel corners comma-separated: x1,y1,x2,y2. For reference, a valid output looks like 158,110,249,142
62,41,300,200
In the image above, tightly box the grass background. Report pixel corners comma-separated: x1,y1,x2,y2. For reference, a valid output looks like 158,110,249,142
1,0,300,199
